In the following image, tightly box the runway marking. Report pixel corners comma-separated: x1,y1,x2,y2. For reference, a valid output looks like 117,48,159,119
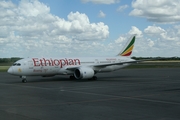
0,88,179,107
64,90,180,105
0,82,141,91
0,95,180,107
0,80,179,92
0,78,180,107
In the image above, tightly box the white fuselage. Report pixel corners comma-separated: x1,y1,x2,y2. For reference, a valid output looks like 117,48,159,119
8,56,134,77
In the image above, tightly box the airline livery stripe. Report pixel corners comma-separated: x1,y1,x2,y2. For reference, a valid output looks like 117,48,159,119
121,45,134,56
122,36,135,53
121,51,132,56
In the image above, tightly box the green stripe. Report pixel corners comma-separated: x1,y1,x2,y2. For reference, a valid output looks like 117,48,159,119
122,36,135,53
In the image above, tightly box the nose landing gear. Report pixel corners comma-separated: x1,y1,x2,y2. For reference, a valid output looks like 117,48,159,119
20,76,27,83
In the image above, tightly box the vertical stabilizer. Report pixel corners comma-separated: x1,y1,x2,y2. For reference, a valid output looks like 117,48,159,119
117,35,136,57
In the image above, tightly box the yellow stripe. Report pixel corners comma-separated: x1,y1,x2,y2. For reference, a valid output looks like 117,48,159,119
121,45,134,56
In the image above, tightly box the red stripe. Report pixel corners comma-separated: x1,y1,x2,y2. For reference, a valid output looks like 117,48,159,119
122,51,132,56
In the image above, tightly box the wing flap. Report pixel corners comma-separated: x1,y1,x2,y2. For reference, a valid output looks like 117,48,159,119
65,60,140,70
92,60,140,67
66,65,81,70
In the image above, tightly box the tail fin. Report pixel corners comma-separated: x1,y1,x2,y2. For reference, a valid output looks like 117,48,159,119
117,34,136,56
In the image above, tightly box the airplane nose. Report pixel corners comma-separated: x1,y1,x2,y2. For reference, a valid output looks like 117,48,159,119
7,67,13,74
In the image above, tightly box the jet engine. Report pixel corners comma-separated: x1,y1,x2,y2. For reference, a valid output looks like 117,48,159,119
74,67,94,79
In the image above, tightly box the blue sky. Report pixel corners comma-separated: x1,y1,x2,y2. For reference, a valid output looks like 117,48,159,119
42,0,144,37
0,0,180,58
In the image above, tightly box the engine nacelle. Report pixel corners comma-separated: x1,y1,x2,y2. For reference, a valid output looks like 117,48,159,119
74,67,94,79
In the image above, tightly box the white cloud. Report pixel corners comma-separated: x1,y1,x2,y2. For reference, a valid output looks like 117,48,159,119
1,0,180,58
144,25,166,34
98,10,106,18
0,0,109,57
117,5,128,12
128,26,143,38
147,39,154,47
132,25,180,57
0,1,16,8
18,0,50,17
115,36,126,43
144,25,177,41
81,0,120,4
109,25,180,57
129,0,180,23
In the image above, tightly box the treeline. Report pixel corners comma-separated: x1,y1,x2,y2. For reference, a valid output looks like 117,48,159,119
131,57,180,60
0,57,180,63
0,57,22,63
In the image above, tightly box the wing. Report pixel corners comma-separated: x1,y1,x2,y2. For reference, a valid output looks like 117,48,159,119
93,60,140,67
66,60,140,71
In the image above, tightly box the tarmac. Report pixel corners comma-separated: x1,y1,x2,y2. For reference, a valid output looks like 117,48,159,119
0,68,180,120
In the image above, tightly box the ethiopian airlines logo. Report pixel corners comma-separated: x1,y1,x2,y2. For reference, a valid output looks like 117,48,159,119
18,68,22,72
32,58,81,68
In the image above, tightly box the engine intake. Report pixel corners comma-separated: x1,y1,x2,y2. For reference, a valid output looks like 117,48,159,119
74,67,94,79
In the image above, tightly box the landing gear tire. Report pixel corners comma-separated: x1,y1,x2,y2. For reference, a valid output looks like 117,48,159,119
69,75,75,80
22,79,27,83
21,76,27,83
92,76,97,80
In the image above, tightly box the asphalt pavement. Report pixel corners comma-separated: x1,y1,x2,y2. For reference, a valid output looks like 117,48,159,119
0,68,180,120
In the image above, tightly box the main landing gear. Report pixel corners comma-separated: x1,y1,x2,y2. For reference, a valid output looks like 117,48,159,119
92,76,97,80
88,76,97,80
20,76,27,83
69,75,97,80
69,75,75,80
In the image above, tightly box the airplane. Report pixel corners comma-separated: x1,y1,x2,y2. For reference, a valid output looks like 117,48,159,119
8,34,138,83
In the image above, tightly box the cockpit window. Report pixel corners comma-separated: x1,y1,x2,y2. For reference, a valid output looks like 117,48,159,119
17,63,21,66
13,63,21,66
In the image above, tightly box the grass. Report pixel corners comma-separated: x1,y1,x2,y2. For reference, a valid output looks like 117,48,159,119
0,66,10,72
125,62,180,69
0,63,13,66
